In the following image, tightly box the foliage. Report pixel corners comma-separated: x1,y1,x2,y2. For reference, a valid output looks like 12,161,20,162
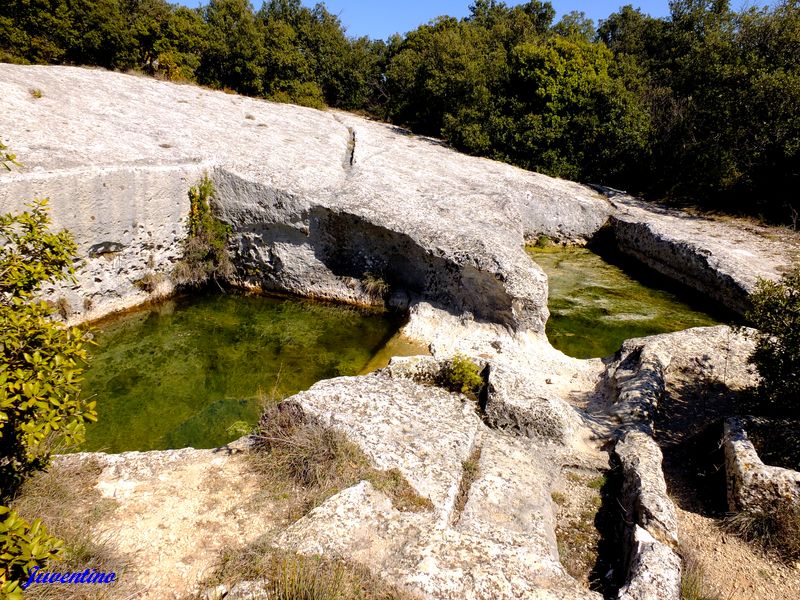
0,506,63,600
174,176,234,287
1,138,18,171
747,268,800,415
9,458,125,599
439,354,484,397
724,498,800,563
0,199,96,499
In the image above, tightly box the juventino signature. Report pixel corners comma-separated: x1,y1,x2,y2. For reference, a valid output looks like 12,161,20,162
22,566,117,589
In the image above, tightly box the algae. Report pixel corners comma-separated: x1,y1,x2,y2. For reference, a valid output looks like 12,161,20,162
528,246,720,358
79,291,402,452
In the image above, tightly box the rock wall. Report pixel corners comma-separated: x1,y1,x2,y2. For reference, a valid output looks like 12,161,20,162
0,162,205,321
724,417,800,513
1,64,795,326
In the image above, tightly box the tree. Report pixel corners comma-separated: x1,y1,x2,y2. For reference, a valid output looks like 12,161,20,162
197,0,264,95
0,200,96,499
748,268,800,415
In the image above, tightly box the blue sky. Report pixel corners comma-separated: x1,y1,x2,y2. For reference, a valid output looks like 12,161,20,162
174,1,769,40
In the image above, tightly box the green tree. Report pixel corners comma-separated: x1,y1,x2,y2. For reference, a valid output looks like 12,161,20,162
0,200,96,499
748,269,800,415
152,6,208,81
197,0,264,95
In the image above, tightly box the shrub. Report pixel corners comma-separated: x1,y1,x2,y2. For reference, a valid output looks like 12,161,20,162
724,498,800,563
0,200,96,499
1,138,19,170
0,507,63,599
747,268,800,415
29,89,43,99
439,354,484,397
173,176,234,287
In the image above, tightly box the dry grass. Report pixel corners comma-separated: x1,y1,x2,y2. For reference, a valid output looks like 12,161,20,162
9,459,135,599
196,401,429,599
724,499,800,564
248,401,432,520
452,445,482,524
362,272,389,299
201,539,416,600
681,551,725,600
552,468,606,587
133,271,165,293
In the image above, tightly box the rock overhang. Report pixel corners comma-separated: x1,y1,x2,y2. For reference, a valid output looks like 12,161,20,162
0,63,614,331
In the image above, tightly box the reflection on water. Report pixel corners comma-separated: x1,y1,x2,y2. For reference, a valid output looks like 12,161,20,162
80,291,403,452
528,246,721,359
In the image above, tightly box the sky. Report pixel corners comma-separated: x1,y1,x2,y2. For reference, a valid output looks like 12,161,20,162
174,1,770,40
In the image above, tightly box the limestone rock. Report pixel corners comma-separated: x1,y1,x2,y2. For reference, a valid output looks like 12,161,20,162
0,64,607,331
724,417,800,513
615,431,678,546
616,526,681,600
607,326,757,433
484,362,587,445
287,374,482,520
609,197,795,316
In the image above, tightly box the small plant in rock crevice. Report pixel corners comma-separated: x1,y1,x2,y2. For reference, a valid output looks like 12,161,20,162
134,271,165,294
173,176,234,288
438,354,484,399
362,272,389,300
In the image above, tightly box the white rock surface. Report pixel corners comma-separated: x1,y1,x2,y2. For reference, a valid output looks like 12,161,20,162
0,64,613,330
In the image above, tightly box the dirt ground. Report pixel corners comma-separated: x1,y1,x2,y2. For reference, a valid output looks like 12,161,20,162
655,355,800,600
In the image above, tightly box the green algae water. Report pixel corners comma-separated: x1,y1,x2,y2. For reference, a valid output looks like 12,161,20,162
527,247,721,359
79,292,402,453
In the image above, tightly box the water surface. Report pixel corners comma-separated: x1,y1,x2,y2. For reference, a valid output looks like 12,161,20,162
528,247,721,359
80,292,402,452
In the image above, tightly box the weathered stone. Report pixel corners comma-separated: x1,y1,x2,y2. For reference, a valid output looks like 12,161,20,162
616,526,681,600
288,374,482,521
51,447,279,600
724,417,800,513
484,362,587,445
609,197,795,316
2,63,608,331
606,326,757,433
615,431,678,546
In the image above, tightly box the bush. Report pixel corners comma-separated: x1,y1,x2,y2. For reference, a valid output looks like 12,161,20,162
747,268,800,415
173,176,234,287
0,506,63,599
724,498,800,564
0,200,96,499
439,354,484,397
1,138,19,170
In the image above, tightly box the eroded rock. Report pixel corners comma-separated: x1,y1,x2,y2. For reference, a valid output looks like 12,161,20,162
724,417,800,513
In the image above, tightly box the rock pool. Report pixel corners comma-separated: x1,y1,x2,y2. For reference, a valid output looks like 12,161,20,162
79,292,403,452
528,246,722,359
